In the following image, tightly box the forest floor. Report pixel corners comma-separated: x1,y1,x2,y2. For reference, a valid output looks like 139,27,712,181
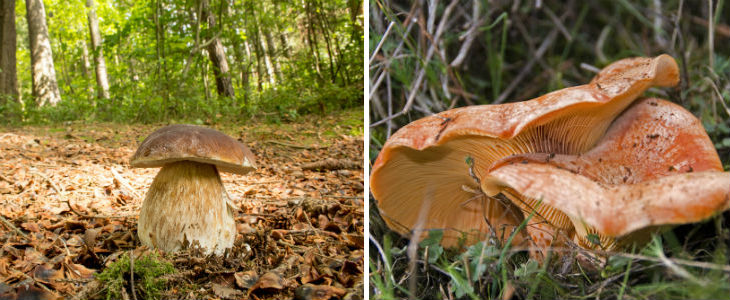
0,109,364,300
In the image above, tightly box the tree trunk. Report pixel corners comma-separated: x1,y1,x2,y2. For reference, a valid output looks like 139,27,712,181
246,2,264,91
347,0,363,38
200,0,234,98
242,40,254,100
264,30,281,83
273,1,290,59
0,0,18,102
304,0,323,81
80,40,90,78
314,0,338,83
259,27,275,85
86,0,109,99
25,0,61,106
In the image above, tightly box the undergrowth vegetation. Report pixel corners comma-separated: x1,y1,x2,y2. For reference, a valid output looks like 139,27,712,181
369,0,730,298
1,82,363,125
96,253,175,300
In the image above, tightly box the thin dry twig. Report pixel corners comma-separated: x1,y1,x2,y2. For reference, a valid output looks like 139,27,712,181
0,173,12,183
543,6,572,41
111,167,141,200
265,140,322,149
450,0,483,67
301,158,361,171
33,171,85,217
402,0,459,114
494,27,559,104
0,215,27,238
370,21,396,64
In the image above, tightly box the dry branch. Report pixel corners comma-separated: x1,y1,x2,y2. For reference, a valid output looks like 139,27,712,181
0,215,27,238
301,158,361,171
265,140,323,149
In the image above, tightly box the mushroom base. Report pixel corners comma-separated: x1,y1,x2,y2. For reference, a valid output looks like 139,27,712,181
138,161,236,255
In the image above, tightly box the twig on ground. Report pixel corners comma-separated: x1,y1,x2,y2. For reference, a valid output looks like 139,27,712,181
0,215,27,238
33,171,86,217
111,168,141,200
0,173,12,183
301,158,361,171
19,272,56,295
322,195,362,200
71,280,101,300
265,140,322,149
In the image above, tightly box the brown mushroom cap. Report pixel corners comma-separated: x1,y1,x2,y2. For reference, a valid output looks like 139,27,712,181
130,124,257,174
371,55,679,247
487,98,728,241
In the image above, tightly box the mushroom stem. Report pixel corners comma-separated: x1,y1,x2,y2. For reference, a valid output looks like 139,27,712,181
138,161,235,255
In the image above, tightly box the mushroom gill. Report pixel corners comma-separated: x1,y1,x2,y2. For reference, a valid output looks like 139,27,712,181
486,98,729,251
371,55,680,248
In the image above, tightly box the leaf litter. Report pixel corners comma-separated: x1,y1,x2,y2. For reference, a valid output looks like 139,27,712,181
0,115,364,300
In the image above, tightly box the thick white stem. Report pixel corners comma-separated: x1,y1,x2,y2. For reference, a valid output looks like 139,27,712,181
138,161,235,255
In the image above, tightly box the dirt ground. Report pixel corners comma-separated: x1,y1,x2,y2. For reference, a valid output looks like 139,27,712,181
0,115,364,299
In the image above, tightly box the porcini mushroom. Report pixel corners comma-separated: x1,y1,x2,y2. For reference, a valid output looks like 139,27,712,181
370,55,679,248
130,124,256,255
486,98,730,250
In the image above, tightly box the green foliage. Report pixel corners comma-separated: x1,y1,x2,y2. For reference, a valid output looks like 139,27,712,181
96,252,175,300
418,230,444,264
514,259,539,278
2,0,363,125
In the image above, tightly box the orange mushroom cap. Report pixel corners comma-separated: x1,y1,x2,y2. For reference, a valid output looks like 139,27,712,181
487,98,729,242
370,55,680,247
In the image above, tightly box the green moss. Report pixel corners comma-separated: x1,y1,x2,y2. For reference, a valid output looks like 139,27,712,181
96,253,175,300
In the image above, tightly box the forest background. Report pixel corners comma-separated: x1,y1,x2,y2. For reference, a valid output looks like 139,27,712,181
0,0,364,124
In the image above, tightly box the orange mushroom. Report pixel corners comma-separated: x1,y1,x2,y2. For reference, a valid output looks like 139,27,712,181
487,98,730,251
370,55,680,249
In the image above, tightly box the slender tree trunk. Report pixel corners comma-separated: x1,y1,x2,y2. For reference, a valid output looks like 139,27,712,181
304,0,323,81
259,28,275,85
202,63,210,101
86,0,109,99
264,31,281,82
0,0,18,103
57,37,73,94
246,2,264,90
80,40,90,77
200,0,234,98
25,0,61,106
243,40,255,98
273,1,290,59
153,0,170,116
347,0,363,39
80,40,95,100
314,0,337,83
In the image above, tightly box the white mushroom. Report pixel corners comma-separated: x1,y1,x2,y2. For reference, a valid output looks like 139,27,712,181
130,124,256,255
